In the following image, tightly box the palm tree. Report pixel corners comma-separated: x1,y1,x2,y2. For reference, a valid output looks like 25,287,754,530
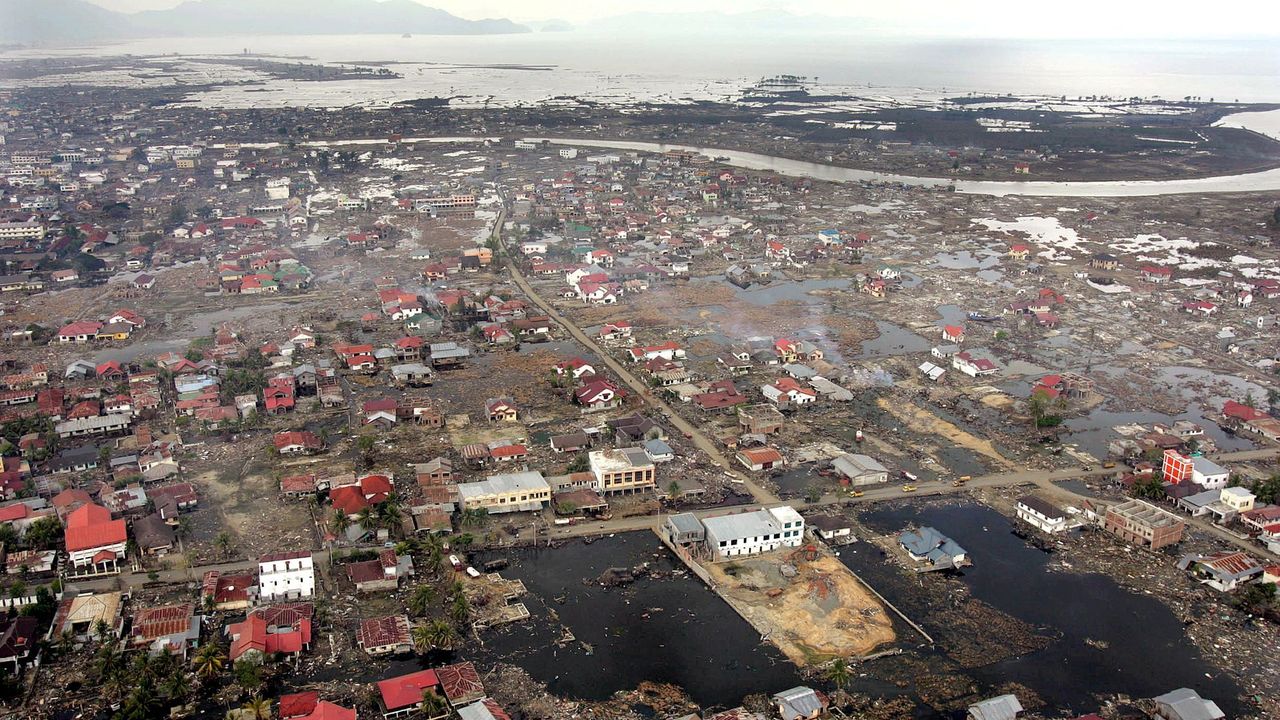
214,531,235,559
408,584,437,618
356,506,375,532
331,509,351,536
241,697,272,720
413,619,459,653
450,594,470,627
162,670,192,702
825,657,852,689
192,642,226,680
418,689,449,719
460,507,487,528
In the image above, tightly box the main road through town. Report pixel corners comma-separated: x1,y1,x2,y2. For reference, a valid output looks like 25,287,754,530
488,205,782,506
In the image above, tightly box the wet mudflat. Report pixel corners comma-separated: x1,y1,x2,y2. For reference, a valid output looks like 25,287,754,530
844,501,1245,716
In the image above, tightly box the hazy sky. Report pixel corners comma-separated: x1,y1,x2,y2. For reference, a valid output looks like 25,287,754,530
85,0,1279,37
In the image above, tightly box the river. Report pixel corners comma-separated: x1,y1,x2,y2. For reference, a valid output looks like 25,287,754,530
526,136,1280,197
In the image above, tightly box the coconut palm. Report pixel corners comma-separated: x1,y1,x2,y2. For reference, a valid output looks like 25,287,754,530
162,670,192,702
192,642,226,680
407,584,437,618
825,657,853,689
460,508,488,528
450,594,470,627
418,689,449,719
331,509,351,536
413,619,459,653
241,697,272,720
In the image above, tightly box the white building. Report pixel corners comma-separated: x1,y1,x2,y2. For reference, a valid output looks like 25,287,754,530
514,140,538,150
831,453,889,486
559,148,579,159
1191,457,1230,490
1015,495,1069,533
702,506,805,560
257,551,315,602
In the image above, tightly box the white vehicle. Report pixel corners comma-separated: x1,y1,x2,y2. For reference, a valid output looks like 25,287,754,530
448,554,463,570
465,567,482,578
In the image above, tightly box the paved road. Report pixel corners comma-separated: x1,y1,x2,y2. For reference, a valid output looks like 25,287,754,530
490,205,780,505
67,448,1278,591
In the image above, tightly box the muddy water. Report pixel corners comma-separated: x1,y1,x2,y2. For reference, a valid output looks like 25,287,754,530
1064,407,1254,459
859,320,931,358
847,502,1246,717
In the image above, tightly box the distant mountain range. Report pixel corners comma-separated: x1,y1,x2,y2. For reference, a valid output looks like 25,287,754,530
0,0,530,44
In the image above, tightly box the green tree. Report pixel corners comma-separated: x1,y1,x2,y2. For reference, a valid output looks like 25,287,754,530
804,485,823,504
460,507,488,528
413,618,459,652
418,689,449,719
214,531,235,559
1129,476,1167,501
241,697,272,720
25,515,62,549
192,642,226,680
232,659,263,697
408,584,438,618
826,657,853,689
450,594,470,627
667,481,681,501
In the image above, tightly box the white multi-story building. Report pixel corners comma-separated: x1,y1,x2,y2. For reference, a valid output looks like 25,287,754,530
702,506,805,560
257,551,315,602
514,140,538,150
1015,495,1069,533
0,220,45,241
558,148,578,159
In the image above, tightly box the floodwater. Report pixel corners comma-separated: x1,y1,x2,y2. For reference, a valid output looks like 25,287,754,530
706,276,849,306
1064,407,1254,459
859,320,931,358
471,535,802,708
931,250,1001,271
848,502,1246,717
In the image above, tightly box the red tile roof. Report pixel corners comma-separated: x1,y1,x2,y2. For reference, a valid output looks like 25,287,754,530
130,603,193,645
299,701,356,720
437,661,485,704
64,503,126,552
357,615,411,649
279,691,319,719
377,669,440,711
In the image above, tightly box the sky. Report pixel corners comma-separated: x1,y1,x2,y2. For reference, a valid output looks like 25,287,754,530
85,0,1280,37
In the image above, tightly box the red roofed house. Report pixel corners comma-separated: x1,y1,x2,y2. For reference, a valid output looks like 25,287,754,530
298,702,356,720
274,431,324,455
574,379,624,411
942,325,965,344
1223,400,1268,425
57,321,104,344
356,614,413,656
280,692,320,720
736,446,785,472
437,661,485,706
128,603,200,657
228,603,313,663
64,503,127,573
377,669,442,718
202,570,256,611
1140,265,1174,283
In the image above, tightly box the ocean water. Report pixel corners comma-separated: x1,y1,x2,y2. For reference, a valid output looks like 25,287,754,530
5,33,1279,107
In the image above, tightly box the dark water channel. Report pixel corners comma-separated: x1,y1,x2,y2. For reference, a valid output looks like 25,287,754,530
847,502,1245,717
